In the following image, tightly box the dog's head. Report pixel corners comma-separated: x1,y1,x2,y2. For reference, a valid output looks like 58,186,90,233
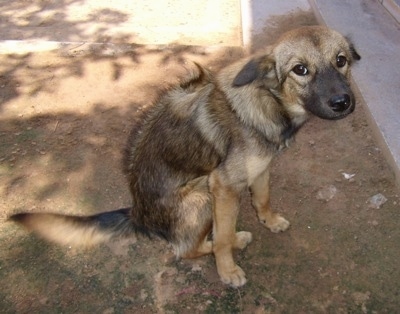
233,26,361,120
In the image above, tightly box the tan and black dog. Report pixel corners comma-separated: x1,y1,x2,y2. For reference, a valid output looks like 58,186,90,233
10,26,360,287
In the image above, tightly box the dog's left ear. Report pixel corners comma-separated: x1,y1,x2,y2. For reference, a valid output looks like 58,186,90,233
232,59,259,86
232,55,277,87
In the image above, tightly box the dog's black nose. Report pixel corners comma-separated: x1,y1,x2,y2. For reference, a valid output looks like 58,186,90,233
329,94,351,112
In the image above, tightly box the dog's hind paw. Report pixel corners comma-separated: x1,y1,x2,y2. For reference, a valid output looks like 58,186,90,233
234,231,253,250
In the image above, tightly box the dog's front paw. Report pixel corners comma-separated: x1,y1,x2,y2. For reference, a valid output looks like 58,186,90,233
219,264,247,287
259,214,290,233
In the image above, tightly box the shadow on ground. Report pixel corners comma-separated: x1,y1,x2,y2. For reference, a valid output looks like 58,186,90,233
0,0,241,46
1,0,134,43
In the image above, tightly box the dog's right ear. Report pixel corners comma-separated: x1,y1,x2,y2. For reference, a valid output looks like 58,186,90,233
349,44,361,61
232,55,277,88
345,36,361,61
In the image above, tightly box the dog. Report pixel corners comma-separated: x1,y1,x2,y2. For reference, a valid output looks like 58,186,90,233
10,26,360,287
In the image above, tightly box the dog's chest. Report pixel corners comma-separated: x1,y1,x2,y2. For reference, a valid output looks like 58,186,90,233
245,155,272,185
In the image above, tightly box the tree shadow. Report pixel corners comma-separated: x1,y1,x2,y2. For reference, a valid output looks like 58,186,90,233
0,45,244,220
1,0,131,43
0,0,245,222
0,44,244,110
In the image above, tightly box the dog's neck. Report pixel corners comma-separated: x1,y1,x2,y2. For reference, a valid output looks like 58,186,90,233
219,82,307,149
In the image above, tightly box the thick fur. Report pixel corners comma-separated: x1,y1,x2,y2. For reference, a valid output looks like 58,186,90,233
10,26,360,287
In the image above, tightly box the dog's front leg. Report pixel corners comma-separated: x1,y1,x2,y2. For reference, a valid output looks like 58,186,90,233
209,172,250,287
251,168,290,233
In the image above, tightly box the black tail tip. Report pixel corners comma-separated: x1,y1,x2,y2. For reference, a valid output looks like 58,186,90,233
9,213,29,223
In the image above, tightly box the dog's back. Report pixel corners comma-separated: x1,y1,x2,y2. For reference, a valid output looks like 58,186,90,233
10,64,228,247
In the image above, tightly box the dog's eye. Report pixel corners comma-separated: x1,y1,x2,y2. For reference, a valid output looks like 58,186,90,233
336,55,347,68
292,64,308,76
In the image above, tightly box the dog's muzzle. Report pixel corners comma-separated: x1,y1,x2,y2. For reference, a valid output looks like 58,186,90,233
304,67,357,120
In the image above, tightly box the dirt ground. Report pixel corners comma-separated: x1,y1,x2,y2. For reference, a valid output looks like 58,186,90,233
1,12,400,314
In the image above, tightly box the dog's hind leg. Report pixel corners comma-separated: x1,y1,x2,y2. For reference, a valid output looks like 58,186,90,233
179,230,252,259
172,176,214,259
251,169,290,233
172,176,252,263
180,232,213,259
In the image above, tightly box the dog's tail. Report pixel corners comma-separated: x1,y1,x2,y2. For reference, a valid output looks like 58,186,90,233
179,62,212,89
9,208,134,247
